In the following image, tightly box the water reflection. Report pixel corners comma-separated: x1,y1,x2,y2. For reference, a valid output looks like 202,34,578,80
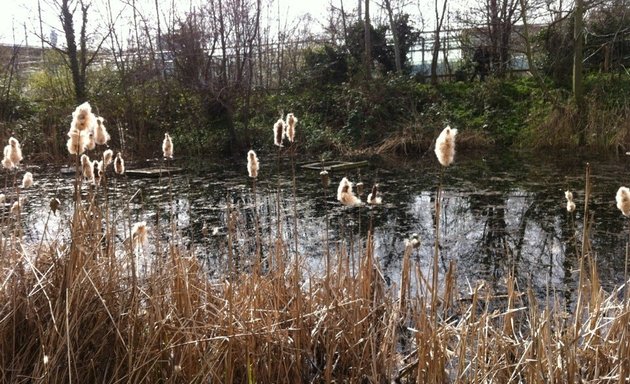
3,151,629,299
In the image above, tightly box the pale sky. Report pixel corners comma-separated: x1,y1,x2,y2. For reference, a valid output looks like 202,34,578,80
0,0,337,46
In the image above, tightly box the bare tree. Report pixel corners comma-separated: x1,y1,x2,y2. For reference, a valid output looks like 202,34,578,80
431,0,448,84
36,0,111,103
364,0,372,78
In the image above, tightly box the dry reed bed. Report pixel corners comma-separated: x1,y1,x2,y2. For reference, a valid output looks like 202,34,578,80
1,202,629,383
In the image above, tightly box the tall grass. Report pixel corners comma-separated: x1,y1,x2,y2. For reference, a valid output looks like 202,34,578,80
1,161,629,383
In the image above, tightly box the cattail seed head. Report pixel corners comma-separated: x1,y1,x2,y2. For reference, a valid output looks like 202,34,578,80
0,193,5,203
66,128,88,155
7,137,23,165
103,149,114,168
2,156,13,169
162,133,173,159
356,182,364,196
132,221,149,247
616,187,630,216
367,184,382,205
247,150,259,178
273,119,285,147
21,172,33,188
337,177,362,206
11,198,25,216
286,113,297,143
114,152,125,174
81,154,93,182
404,233,421,249
434,125,458,167
94,116,110,145
565,190,575,212
72,102,95,131
320,170,330,188
93,160,102,185
50,197,60,214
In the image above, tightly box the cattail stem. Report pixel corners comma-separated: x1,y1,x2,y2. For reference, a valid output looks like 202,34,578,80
432,166,444,322
252,177,262,274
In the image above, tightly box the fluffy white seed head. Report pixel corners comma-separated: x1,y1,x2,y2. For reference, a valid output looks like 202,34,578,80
132,221,149,247
81,154,94,182
72,102,95,131
114,152,125,174
162,133,173,159
337,177,362,206
2,156,13,169
565,190,575,212
66,128,89,155
103,149,114,168
21,172,33,188
7,137,23,165
94,116,110,145
247,150,259,178
367,184,382,205
273,119,285,147
617,187,630,216
286,113,297,143
434,125,458,167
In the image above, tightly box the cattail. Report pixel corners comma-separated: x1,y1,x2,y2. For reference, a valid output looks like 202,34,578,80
7,137,23,165
50,197,60,214
0,193,5,203
565,190,576,213
94,116,110,145
11,198,25,216
273,119,285,147
404,233,421,249
434,125,458,167
367,184,382,205
337,177,362,206
1,156,13,169
286,113,297,143
21,172,33,188
131,221,149,247
114,152,125,174
616,187,630,216
72,102,95,131
162,133,173,159
93,160,102,185
67,128,88,155
87,132,97,151
356,182,364,196
81,154,93,182
247,150,259,178
320,170,330,188
103,149,114,168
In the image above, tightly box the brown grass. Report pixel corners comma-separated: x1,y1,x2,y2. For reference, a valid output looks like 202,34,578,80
1,162,629,383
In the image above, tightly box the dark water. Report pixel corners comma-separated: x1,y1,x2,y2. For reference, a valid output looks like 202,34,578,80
4,150,630,298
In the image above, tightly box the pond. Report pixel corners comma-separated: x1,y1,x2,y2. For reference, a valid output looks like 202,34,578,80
4,149,630,301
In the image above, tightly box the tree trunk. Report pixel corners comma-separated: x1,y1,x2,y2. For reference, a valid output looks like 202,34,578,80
573,0,584,108
383,0,402,74
431,0,448,85
364,0,372,79
61,0,86,103
573,0,585,144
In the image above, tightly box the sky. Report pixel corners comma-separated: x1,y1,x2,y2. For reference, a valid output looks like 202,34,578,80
0,0,335,46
